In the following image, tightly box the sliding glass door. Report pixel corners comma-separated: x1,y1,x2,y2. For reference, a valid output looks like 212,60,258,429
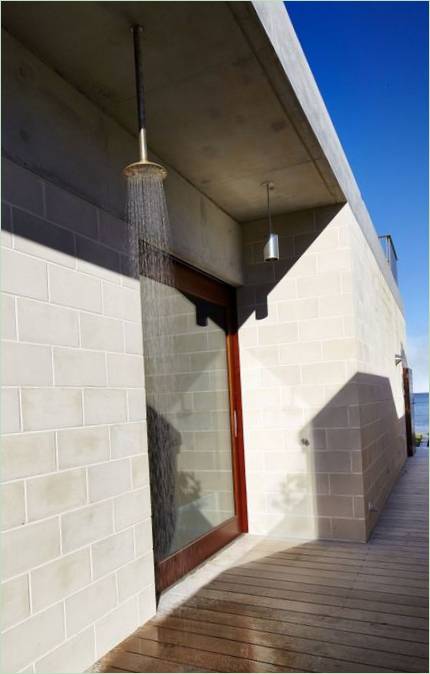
141,259,247,593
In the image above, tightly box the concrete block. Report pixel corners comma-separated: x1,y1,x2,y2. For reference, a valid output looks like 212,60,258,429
117,552,155,601
95,597,139,659
301,361,345,385
1,481,26,530
14,210,75,267
18,298,79,346
107,353,145,387
126,389,147,422
299,316,344,341
66,575,116,636
297,272,340,298
49,265,102,313
332,517,366,542
138,583,157,625
61,501,113,553
318,293,354,318
258,322,298,346
35,627,95,674
330,473,363,496
45,181,98,238
88,459,131,502
317,248,351,272
351,451,363,472
312,405,349,428
326,427,362,451
2,159,44,215
114,487,151,531
84,389,127,425
31,548,91,612
80,312,123,352
2,341,53,385
279,341,321,365
1,574,30,630
241,345,280,369
110,422,147,459
92,528,134,579
102,282,140,321
263,365,301,387
2,432,56,481
2,248,48,300
98,211,129,253
277,298,318,322
2,387,21,433
124,321,143,354
322,338,357,360
22,388,83,431
53,347,106,387
27,468,87,521
2,293,16,339
317,494,354,518
57,426,109,469
1,202,13,246
314,451,351,474
2,517,60,579
353,496,365,518
134,518,154,557
1,603,65,673
76,235,121,279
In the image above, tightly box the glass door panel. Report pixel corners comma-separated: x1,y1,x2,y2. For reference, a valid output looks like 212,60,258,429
140,263,245,592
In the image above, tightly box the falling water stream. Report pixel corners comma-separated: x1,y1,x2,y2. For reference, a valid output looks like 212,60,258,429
126,174,178,565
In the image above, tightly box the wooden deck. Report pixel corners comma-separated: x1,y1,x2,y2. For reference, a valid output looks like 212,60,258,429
96,448,428,673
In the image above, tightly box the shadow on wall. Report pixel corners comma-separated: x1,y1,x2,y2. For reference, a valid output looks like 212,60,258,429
237,203,344,324
265,373,407,544
2,160,344,300
2,160,139,280
147,404,213,565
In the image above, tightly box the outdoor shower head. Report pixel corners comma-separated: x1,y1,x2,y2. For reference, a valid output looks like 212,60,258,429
123,160,167,180
123,25,167,181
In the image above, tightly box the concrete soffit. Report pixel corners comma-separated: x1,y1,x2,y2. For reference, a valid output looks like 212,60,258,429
1,0,403,310
247,0,403,311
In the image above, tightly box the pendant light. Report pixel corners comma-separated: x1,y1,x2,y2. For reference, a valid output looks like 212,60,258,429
262,181,279,262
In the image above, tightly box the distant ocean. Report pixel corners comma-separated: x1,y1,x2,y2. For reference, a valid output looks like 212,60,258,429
413,392,429,434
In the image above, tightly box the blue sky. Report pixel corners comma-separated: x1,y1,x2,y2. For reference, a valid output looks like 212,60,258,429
286,1,428,391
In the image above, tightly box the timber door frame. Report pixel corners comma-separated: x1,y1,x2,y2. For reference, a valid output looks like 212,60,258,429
146,257,248,595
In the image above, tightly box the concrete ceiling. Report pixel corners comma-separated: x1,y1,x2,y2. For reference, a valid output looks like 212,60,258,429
2,1,345,221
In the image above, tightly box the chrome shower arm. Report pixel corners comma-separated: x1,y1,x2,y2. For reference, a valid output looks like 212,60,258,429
132,25,148,163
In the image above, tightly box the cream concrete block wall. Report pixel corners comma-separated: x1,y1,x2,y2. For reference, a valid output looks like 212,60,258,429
238,203,406,543
1,160,155,673
348,210,407,536
2,29,243,672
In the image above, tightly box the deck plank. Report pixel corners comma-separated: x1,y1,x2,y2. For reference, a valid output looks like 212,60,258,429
94,447,429,673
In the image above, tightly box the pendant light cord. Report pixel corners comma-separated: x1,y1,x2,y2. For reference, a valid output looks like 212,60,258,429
267,183,273,235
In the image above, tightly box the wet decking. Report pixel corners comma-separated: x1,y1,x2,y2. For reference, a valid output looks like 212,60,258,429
96,448,428,673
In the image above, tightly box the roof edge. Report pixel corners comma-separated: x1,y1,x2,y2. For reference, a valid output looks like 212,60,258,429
245,0,403,311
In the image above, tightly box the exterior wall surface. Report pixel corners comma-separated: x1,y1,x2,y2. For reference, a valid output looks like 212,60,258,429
1,159,155,673
349,215,407,537
1,31,242,673
238,203,407,542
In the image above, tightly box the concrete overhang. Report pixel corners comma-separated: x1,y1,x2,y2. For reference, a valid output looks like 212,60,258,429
2,0,402,307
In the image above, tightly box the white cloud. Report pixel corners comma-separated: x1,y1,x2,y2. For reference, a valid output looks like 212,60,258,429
407,335,429,393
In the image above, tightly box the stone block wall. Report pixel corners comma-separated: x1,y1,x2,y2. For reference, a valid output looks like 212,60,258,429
238,203,407,542
1,159,155,673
